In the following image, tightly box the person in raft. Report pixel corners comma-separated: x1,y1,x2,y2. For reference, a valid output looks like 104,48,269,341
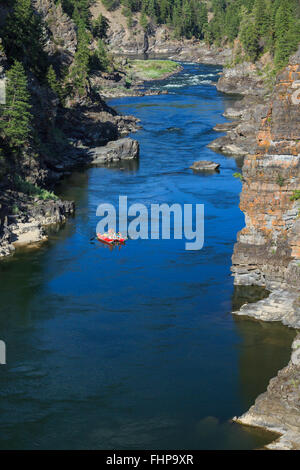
103,228,123,240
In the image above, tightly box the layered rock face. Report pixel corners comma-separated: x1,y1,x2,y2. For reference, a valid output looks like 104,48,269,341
232,47,300,450
90,3,232,65
232,47,300,292
34,0,77,67
209,61,270,157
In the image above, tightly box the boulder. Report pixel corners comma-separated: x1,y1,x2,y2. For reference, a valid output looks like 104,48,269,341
89,138,140,164
190,160,220,172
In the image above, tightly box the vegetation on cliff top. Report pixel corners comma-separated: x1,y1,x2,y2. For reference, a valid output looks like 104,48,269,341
100,0,300,71
0,0,97,200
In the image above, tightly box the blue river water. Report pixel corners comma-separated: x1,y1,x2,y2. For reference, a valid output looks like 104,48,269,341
0,63,295,449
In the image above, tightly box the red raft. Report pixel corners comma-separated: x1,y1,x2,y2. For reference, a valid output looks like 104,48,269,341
97,233,126,245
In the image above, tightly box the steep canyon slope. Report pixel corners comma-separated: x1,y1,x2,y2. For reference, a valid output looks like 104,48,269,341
232,46,300,450
0,0,139,258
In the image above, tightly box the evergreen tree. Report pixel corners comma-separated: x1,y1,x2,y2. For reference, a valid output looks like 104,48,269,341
196,3,208,39
225,1,242,42
46,65,64,102
92,13,110,39
140,10,148,30
69,22,90,97
274,2,300,69
1,61,32,149
253,0,270,37
92,39,110,72
159,0,169,24
181,0,193,39
2,0,47,77
239,10,259,61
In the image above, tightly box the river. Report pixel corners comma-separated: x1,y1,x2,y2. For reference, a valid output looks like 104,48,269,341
0,62,295,450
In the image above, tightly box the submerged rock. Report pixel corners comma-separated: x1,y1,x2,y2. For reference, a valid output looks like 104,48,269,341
190,160,220,172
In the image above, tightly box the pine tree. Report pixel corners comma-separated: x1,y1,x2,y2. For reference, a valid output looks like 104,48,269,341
181,0,193,39
94,39,110,71
196,3,208,39
92,13,110,39
159,0,169,24
225,1,241,42
274,1,300,69
69,21,90,97
146,0,157,21
253,0,270,37
46,65,64,102
1,61,32,149
239,11,259,61
2,0,47,77
140,10,148,30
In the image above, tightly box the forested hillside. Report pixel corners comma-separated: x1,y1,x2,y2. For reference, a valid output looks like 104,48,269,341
1,0,300,183
101,0,300,69
0,0,113,181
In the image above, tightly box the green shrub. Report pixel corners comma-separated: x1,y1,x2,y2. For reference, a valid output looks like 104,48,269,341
233,172,243,181
14,176,58,200
276,174,285,187
290,190,300,201
102,0,120,11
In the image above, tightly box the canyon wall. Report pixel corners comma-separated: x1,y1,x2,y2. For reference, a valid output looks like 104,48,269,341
232,46,300,294
90,3,232,65
232,46,300,449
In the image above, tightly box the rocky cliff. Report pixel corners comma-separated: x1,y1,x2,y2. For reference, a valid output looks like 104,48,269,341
34,0,77,68
91,3,232,65
209,60,271,158
231,46,300,449
232,47,300,294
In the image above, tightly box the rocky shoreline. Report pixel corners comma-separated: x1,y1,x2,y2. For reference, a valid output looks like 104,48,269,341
0,92,140,258
0,131,140,259
208,62,270,158
233,333,300,450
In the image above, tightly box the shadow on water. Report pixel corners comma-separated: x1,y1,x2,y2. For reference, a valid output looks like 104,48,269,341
231,284,296,413
232,285,270,311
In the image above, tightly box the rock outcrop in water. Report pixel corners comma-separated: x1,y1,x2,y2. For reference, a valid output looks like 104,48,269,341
209,62,270,157
89,138,139,164
190,161,220,172
231,46,300,449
